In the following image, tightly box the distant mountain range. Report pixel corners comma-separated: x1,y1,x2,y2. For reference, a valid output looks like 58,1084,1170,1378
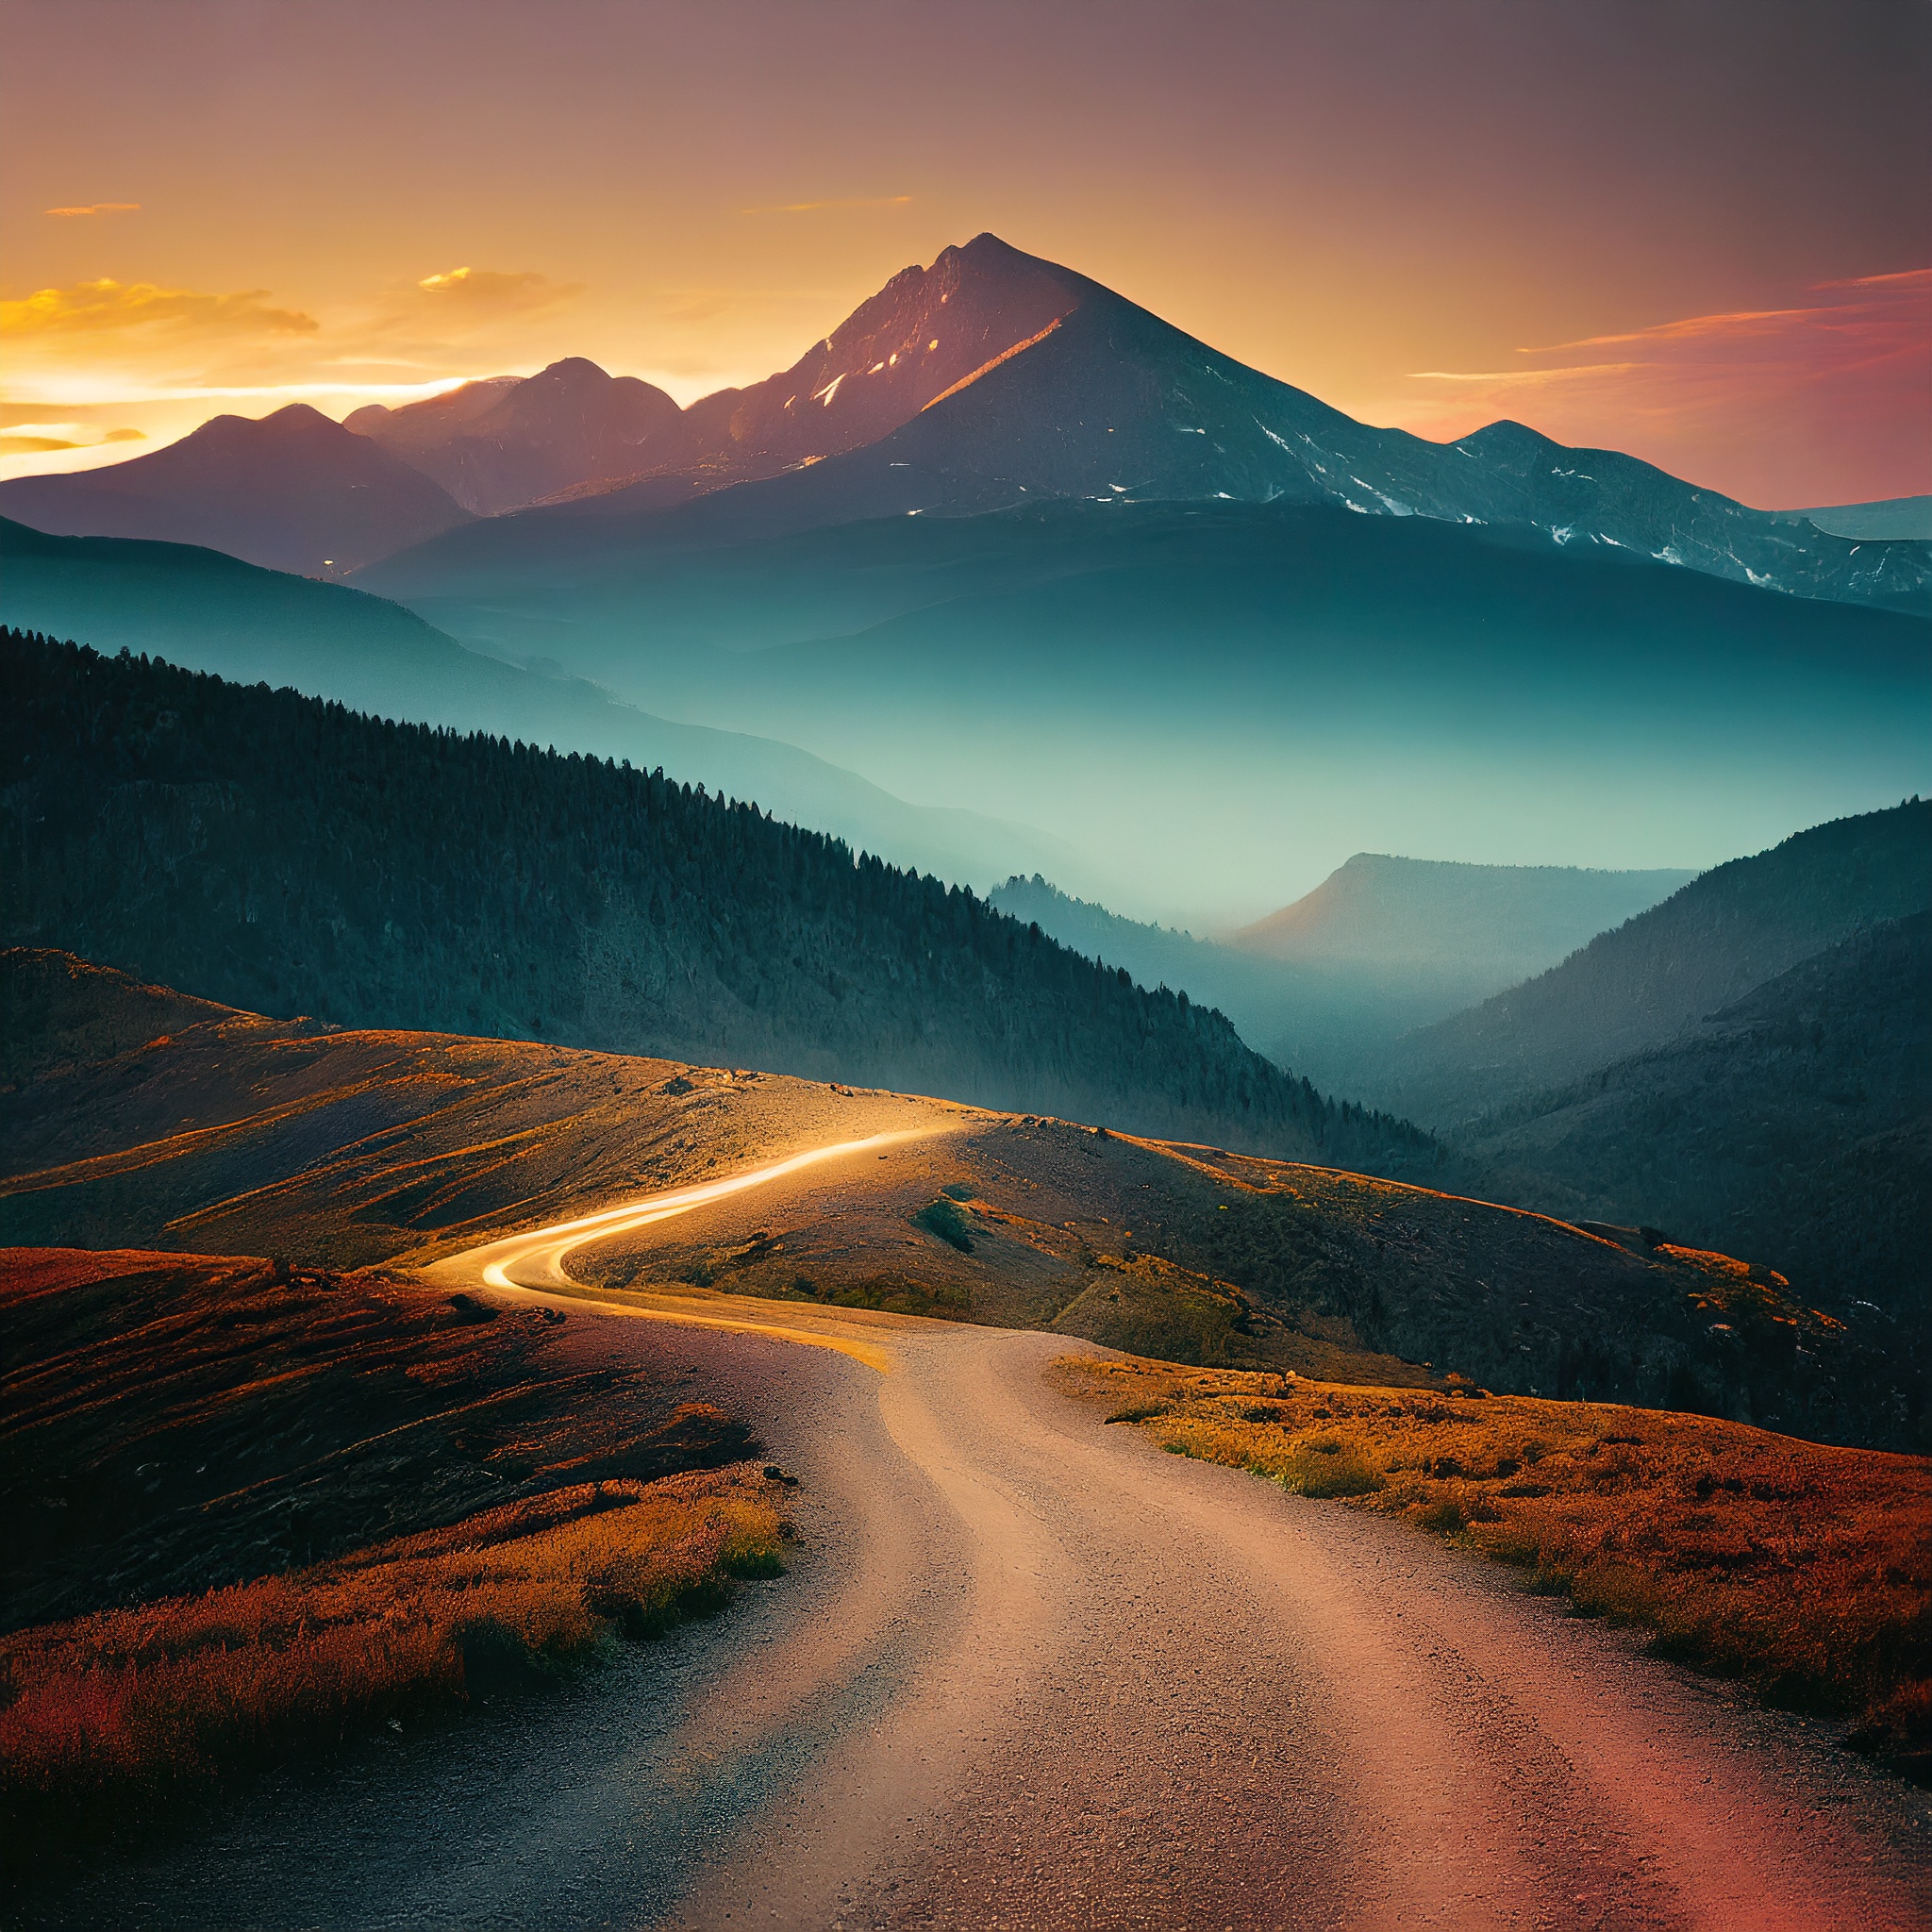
1361,802,1932,1130
0,404,473,575
0,518,1071,890
358,489,1928,926
4,236,1924,616
348,360,689,515
1000,804,1931,1328
990,858,1690,1091
1314,802,1930,1325
1226,853,1693,976
0,629,1425,1172
354,235,1927,614
6,235,1924,925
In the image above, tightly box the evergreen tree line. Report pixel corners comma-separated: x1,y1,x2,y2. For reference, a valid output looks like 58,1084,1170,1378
0,629,1433,1167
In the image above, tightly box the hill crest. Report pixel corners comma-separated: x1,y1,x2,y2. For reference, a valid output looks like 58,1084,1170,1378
0,404,471,575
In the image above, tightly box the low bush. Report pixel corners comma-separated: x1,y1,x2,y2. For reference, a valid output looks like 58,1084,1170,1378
913,1198,974,1253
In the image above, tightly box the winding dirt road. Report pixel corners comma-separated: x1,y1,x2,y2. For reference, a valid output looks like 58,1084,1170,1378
38,1134,1931,1931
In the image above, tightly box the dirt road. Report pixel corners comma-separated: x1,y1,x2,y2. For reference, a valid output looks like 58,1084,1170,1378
35,1140,1931,1930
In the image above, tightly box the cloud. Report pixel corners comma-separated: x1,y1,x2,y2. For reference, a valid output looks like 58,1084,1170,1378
0,278,317,340
0,422,147,455
414,266,582,314
1379,266,1929,507
740,195,912,215
42,202,141,218
1811,266,1932,292
1406,362,1639,385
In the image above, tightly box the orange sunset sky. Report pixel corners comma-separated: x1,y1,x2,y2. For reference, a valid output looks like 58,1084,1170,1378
2,0,1926,508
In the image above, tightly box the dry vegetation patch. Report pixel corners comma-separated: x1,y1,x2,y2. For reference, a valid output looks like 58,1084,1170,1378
0,1245,788,1881
1058,1355,1932,1778
0,1248,755,1629
0,1465,785,1878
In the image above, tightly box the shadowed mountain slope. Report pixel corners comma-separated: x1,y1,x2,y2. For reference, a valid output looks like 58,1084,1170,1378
991,861,1690,1096
1455,914,1932,1327
1366,802,1932,1131
0,519,1071,889
0,406,472,575
0,632,1424,1170
362,235,1931,615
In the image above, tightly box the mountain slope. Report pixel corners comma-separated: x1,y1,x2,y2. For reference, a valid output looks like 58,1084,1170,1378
0,405,472,575
992,861,1691,1094
350,359,691,514
987,874,1324,1034
1793,496,1932,543
360,492,1931,930
1364,802,1932,1130
0,630,1428,1170
362,234,1931,614
349,247,1081,516
1230,854,1694,976
0,519,1072,889
1455,914,1931,1324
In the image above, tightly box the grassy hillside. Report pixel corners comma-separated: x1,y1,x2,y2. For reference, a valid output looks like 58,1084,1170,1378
0,636,1422,1169
1365,801,1932,1130
0,1246,779,1877
1457,915,1931,1325
7,951,1916,1451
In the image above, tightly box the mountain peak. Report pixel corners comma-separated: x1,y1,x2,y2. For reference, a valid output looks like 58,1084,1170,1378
0,398,470,574
191,402,339,444
346,358,685,515
523,357,614,387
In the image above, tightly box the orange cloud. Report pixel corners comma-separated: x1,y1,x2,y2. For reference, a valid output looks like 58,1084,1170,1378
415,266,581,313
1383,267,1930,508
0,421,147,455
1,278,317,340
42,202,141,217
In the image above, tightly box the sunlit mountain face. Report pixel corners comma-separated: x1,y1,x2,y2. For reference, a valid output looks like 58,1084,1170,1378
358,236,1927,613
341,241,1080,516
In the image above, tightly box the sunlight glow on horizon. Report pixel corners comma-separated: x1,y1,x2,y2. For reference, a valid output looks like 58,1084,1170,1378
2,1,1924,505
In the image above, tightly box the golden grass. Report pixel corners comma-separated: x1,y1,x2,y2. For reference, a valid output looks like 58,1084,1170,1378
0,1463,784,1872
1061,1356,1932,1774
